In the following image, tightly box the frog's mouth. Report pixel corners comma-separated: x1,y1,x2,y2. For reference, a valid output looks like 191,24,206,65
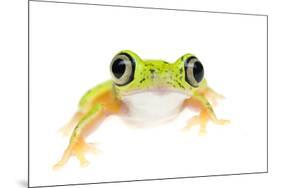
120,90,190,125
118,87,191,98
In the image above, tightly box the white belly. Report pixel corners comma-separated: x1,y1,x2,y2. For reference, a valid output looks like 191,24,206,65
120,91,188,126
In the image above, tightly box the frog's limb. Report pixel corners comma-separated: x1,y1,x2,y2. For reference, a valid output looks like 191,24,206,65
53,105,105,169
54,98,122,169
183,95,229,135
58,81,113,136
54,81,122,169
59,111,84,136
198,86,224,106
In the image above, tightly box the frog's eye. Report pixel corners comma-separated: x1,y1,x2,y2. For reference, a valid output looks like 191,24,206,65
110,53,135,86
184,56,204,87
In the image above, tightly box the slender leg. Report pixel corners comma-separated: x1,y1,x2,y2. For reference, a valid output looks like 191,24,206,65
205,87,225,106
183,94,229,135
198,86,225,106
53,99,122,170
59,111,84,136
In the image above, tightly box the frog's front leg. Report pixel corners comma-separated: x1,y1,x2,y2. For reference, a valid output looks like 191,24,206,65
183,92,229,135
197,86,225,106
53,89,122,169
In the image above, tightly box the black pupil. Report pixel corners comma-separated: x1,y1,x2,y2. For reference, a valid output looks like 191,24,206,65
112,58,126,78
193,61,204,83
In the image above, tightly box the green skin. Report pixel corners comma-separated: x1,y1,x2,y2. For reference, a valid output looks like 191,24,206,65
54,50,228,169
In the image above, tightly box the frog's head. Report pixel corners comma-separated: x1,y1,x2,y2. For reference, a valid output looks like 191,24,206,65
110,50,205,99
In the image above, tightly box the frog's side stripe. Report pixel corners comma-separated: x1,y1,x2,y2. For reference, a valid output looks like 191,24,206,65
78,80,113,108
70,104,103,142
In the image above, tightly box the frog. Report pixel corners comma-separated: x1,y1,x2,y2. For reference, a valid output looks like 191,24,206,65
53,50,229,169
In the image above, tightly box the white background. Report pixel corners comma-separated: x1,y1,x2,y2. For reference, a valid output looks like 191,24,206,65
1,0,280,188
28,1,267,187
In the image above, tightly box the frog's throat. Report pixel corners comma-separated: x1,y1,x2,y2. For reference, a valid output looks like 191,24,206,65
120,90,189,125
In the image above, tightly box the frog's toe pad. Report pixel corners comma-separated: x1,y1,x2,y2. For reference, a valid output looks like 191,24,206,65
53,140,100,169
182,115,201,132
53,163,64,171
72,140,97,166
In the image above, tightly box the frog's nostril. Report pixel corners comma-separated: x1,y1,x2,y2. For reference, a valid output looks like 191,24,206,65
149,69,157,80
151,73,157,80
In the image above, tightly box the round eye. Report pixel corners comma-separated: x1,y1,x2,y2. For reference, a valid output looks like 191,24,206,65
110,53,135,86
184,56,204,87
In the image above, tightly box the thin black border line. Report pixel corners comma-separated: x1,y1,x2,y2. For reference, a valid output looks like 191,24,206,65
29,0,268,17
29,172,267,188
27,0,269,187
266,15,269,173
28,0,30,187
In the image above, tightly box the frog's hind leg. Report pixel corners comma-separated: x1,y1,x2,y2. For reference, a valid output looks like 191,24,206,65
183,95,229,135
59,111,84,136
183,112,207,135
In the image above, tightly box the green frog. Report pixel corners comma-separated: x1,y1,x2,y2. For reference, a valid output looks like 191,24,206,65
53,50,229,169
